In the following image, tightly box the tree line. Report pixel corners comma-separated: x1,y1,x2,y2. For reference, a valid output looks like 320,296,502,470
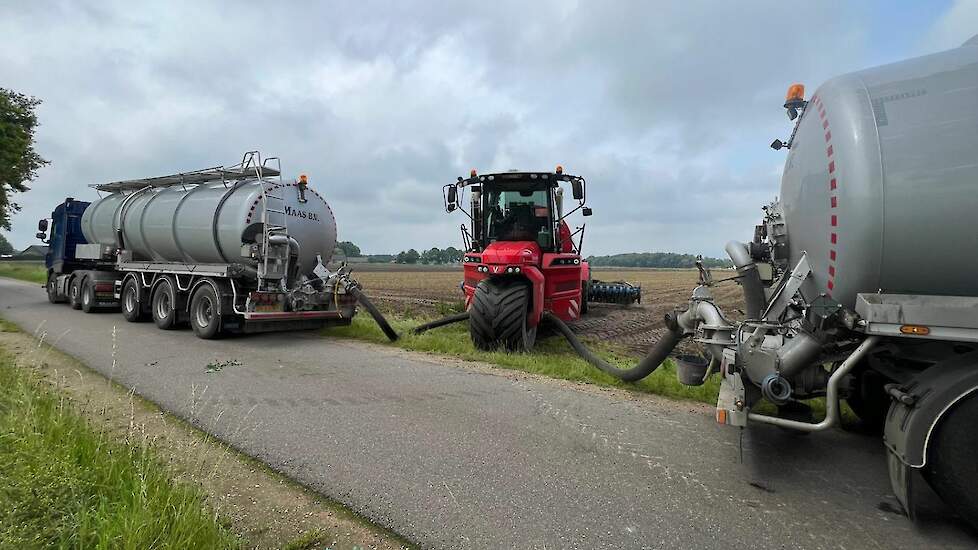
394,247,463,264
586,252,731,269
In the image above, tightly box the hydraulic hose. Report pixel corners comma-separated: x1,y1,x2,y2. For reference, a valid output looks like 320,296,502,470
412,312,470,334
347,287,399,341
725,241,766,319
544,311,684,382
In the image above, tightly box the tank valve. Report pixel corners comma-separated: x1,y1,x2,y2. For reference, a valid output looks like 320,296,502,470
761,373,793,405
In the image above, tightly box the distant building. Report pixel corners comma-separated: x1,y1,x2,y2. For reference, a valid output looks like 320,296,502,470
13,245,48,260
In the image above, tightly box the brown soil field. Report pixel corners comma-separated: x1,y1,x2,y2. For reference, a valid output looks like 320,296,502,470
351,265,745,356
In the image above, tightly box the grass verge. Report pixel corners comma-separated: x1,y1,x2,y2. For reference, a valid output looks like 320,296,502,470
329,313,724,405
0,347,240,549
0,261,45,284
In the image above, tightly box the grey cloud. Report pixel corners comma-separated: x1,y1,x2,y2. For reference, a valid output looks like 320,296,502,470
0,1,963,257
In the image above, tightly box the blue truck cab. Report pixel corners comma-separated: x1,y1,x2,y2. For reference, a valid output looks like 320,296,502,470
40,197,90,275
36,197,119,307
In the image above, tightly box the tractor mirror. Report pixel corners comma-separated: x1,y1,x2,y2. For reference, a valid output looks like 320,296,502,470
36,231,46,240
571,179,584,201
38,219,48,232
582,207,593,217
446,184,458,206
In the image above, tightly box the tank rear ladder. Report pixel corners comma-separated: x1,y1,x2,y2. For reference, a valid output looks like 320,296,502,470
242,151,291,289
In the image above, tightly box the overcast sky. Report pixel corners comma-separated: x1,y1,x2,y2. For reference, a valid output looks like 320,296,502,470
2,1,976,256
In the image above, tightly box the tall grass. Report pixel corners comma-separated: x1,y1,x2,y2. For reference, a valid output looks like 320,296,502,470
0,261,46,284
0,349,240,549
329,314,723,404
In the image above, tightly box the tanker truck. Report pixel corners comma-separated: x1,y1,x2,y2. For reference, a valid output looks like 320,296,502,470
36,151,397,340
548,37,978,527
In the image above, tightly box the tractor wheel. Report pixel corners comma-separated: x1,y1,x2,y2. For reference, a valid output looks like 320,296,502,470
469,278,536,352
925,391,978,529
69,276,83,310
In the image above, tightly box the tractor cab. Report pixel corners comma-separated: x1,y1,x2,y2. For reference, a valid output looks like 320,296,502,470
444,167,593,351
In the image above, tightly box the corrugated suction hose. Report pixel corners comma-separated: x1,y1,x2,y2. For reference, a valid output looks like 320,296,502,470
544,312,684,382
412,312,471,334
347,287,399,341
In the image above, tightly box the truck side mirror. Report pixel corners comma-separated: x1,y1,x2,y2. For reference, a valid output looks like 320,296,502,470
36,231,47,240
38,219,48,232
571,179,584,201
582,207,593,217
445,185,458,212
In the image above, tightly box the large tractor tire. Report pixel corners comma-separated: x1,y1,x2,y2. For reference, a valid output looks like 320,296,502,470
469,278,536,352
925,391,978,529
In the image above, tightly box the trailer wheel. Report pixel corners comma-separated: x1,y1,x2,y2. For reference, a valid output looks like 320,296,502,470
46,274,63,304
190,285,222,339
152,279,178,330
80,279,98,313
925,391,978,529
69,276,83,310
121,278,145,322
846,366,889,432
469,278,536,352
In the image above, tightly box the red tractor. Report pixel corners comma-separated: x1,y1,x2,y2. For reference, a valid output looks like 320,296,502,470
443,167,595,351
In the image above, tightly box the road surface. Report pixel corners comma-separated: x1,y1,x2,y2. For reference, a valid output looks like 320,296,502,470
1,277,974,549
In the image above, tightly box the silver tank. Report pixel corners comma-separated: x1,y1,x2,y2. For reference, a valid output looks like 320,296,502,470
80,178,337,275
781,37,978,307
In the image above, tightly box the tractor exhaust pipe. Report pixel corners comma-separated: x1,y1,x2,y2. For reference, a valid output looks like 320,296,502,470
412,312,470,334
545,311,684,382
346,287,399,342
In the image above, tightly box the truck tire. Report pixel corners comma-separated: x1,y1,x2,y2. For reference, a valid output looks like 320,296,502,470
190,284,222,339
152,278,178,330
69,276,83,310
925,391,978,529
469,278,536,352
80,278,98,313
846,366,889,432
46,274,63,304
121,278,145,322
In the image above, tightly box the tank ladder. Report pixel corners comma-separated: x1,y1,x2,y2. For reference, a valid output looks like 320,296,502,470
242,151,290,289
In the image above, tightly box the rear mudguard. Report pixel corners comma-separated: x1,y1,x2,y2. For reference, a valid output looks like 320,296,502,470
884,350,978,517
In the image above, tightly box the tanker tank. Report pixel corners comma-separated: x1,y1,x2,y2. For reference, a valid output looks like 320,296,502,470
779,36,978,307
80,176,337,275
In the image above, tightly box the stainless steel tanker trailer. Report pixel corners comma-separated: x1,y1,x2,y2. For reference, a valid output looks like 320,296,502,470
549,37,978,527
36,151,397,340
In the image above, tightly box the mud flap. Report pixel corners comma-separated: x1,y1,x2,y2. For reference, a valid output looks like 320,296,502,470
887,446,919,519
882,350,978,517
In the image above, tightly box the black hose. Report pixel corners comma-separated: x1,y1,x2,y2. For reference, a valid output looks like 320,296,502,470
348,287,399,341
412,312,470,334
544,312,684,382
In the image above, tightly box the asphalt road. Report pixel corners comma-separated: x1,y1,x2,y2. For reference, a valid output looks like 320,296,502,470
1,277,975,549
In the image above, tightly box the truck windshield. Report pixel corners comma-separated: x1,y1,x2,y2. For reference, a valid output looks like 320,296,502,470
484,188,553,248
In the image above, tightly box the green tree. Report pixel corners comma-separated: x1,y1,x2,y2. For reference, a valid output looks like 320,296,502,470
1,89,49,230
0,232,13,254
443,246,462,263
336,241,361,257
403,248,420,264
420,247,442,264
